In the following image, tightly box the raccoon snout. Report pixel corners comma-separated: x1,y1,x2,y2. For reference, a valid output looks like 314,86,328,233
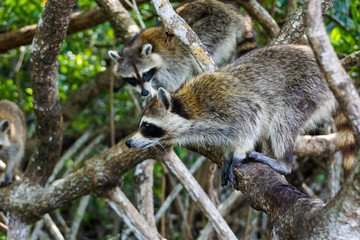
125,139,132,148
141,89,149,96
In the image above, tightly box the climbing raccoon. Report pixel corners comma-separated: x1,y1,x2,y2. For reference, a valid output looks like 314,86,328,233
0,100,26,186
109,0,257,96
125,44,355,186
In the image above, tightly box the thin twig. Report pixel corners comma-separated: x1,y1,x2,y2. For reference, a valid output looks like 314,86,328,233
43,214,65,240
47,130,92,185
155,156,206,223
69,195,91,240
105,187,163,240
243,205,253,240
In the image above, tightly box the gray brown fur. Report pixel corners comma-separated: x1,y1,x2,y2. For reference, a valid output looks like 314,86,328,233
109,0,257,96
0,100,26,186
127,44,355,185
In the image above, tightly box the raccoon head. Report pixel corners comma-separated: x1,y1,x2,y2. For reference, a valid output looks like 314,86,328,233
0,120,10,155
126,88,192,149
108,43,163,97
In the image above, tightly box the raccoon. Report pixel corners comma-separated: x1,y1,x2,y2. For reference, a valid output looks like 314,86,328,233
0,100,26,186
125,44,355,186
108,0,257,97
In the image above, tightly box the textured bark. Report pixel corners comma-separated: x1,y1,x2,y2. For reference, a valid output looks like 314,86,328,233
270,0,332,44
27,0,76,186
134,160,157,229
0,7,106,53
151,0,217,72
7,217,29,240
340,50,360,71
95,0,140,42
235,0,280,38
0,135,159,223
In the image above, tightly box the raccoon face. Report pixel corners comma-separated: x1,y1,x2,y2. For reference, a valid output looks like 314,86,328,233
126,88,191,149
0,120,10,154
108,43,163,97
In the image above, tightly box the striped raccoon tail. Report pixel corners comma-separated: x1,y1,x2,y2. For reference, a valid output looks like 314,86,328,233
333,109,356,176
236,14,258,57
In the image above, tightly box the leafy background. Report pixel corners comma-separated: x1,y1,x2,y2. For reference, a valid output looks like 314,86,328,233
0,0,359,239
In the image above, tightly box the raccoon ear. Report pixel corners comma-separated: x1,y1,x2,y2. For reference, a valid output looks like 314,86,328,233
108,50,121,61
141,43,153,56
0,120,9,134
158,87,172,110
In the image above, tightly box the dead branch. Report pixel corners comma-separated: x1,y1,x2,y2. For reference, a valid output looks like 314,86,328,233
151,0,217,72
161,150,237,239
69,195,91,240
43,214,65,240
235,0,280,38
105,187,164,240
294,134,337,158
198,191,244,240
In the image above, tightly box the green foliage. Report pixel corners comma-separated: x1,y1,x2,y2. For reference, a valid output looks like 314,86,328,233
0,0,359,239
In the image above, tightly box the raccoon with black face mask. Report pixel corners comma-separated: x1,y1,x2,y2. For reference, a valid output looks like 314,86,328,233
108,0,257,97
124,44,355,186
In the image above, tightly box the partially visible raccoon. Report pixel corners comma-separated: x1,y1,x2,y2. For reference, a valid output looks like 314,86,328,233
108,0,257,96
125,44,355,186
0,100,26,186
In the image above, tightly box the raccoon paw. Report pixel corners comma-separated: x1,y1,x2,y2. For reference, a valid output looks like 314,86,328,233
221,159,231,187
228,158,245,187
0,180,11,188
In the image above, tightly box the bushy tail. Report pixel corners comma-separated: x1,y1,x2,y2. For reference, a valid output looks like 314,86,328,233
236,14,258,57
333,109,356,176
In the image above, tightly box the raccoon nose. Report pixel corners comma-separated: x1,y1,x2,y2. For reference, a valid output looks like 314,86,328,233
141,89,149,96
125,139,132,148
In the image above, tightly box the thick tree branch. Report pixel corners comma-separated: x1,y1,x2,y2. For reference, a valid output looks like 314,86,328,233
235,0,280,38
270,0,332,44
0,7,106,53
27,0,76,186
151,0,217,72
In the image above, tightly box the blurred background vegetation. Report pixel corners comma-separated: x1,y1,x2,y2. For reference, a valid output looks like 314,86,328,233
0,0,359,239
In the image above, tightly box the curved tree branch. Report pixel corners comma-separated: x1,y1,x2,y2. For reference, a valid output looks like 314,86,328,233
235,0,280,39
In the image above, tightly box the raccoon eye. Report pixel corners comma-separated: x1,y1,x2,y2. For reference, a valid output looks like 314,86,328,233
140,122,165,138
142,68,157,82
123,77,138,86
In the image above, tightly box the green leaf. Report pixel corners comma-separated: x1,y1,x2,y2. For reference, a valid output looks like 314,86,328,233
331,27,342,43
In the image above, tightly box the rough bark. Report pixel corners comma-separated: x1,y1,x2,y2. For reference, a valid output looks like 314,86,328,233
0,135,159,223
270,0,332,44
235,0,280,38
27,0,76,185
340,50,360,71
134,160,157,229
151,0,217,72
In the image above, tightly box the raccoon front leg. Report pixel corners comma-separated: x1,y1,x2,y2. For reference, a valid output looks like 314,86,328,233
221,154,233,186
